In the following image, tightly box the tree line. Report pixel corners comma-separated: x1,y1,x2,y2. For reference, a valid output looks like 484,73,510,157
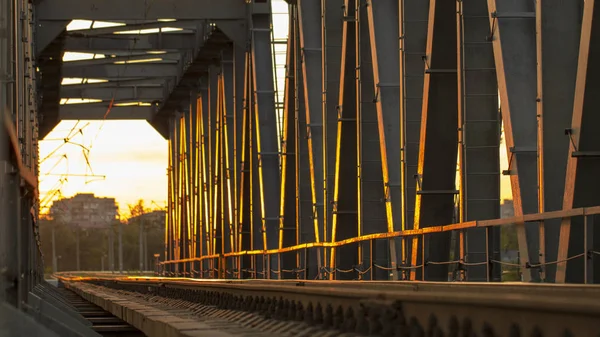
39,200,165,274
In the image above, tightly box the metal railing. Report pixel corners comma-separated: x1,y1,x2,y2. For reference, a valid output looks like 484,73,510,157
160,205,600,283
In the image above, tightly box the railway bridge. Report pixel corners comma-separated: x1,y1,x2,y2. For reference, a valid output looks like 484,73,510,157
1,0,600,336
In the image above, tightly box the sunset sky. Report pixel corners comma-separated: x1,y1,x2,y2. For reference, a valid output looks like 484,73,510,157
37,2,511,218
39,120,168,216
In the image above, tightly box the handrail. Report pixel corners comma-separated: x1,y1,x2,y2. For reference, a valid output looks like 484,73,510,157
160,205,600,265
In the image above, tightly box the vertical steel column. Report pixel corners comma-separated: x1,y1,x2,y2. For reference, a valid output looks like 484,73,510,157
324,0,343,275
222,47,235,261
199,79,211,275
357,0,388,280
233,45,246,274
19,0,35,298
279,12,298,277
487,0,539,282
238,52,253,278
537,1,582,283
297,0,325,276
0,0,13,304
250,50,263,277
1,162,19,305
556,0,600,283
178,114,187,274
410,0,458,282
174,113,182,274
330,0,359,280
184,91,197,275
166,117,175,275
251,7,281,278
294,8,316,279
13,0,27,305
401,1,430,274
459,1,500,282
209,66,220,275
217,73,226,277
211,66,224,275
366,0,401,280
190,89,200,276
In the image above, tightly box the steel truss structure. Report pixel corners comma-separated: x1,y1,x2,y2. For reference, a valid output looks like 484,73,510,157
160,0,600,284
2,5,600,328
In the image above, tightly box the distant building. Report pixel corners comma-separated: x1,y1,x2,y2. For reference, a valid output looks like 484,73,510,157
501,199,514,218
128,210,166,226
50,193,118,229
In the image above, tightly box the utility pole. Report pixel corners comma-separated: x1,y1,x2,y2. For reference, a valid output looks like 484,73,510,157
143,222,148,271
52,225,57,272
108,227,114,272
139,216,144,271
76,227,80,270
118,219,123,273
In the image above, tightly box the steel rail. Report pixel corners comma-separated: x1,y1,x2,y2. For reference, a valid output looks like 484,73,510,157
60,275,600,337
57,272,600,296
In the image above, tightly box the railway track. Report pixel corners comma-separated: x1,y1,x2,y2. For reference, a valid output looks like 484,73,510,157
59,275,600,337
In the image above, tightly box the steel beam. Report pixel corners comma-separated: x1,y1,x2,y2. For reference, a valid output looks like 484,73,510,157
167,118,176,275
538,0,583,283
59,104,155,119
190,91,201,276
1,167,20,306
61,87,166,100
295,28,317,280
35,20,69,56
279,14,298,277
0,0,9,304
222,47,235,258
297,0,325,276
251,13,280,278
61,78,169,90
36,0,246,20
63,34,197,52
199,78,211,274
173,113,182,274
62,52,182,67
69,21,201,37
290,6,317,280
411,0,458,282
233,46,246,275
487,0,539,282
459,1,500,282
217,21,248,49
238,52,253,278
366,0,401,280
62,63,180,79
357,0,388,280
402,0,430,268
208,67,219,272
324,0,344,269
556,0,600,284
330,0,359,280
